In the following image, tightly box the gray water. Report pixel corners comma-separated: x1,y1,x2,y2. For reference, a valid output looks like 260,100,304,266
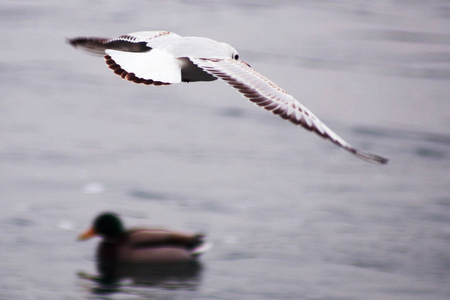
1,0,450,299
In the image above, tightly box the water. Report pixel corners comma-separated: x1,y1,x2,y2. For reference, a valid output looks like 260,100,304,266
1,0,449,299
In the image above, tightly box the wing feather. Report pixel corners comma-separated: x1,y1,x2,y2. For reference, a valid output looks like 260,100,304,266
105,49,181,84
191,58,388,164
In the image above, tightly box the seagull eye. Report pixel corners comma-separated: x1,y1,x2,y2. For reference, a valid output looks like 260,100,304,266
234,54,239,60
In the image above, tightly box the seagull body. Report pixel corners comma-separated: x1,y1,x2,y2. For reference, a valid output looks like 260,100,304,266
69,31,388,164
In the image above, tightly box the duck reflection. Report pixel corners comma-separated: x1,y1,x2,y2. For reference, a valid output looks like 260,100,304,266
97,260,203,286
78,261,203,295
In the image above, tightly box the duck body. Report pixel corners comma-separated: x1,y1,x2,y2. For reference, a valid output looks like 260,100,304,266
79,213,209,264
97,228,206,263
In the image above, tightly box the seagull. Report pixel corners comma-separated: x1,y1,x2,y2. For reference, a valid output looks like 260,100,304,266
68,31,388,164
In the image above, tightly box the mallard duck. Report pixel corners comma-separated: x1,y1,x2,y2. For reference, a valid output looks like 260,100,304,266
79,212,210,263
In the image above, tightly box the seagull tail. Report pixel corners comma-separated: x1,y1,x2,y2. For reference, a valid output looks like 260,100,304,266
67,37,110,56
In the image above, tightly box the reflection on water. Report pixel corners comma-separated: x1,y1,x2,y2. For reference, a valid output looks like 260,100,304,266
78,261,203,296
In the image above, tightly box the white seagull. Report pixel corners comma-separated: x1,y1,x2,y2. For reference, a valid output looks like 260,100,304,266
69,31,388,164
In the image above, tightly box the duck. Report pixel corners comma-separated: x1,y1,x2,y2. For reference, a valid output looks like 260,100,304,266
78,212,210,263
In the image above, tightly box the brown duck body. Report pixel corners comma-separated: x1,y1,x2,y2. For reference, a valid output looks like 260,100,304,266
79,213,209,264
97,228,205,263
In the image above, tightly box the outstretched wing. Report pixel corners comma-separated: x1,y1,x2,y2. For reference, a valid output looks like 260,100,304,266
69,31,182,85
191,58,388,164
68,31,177,55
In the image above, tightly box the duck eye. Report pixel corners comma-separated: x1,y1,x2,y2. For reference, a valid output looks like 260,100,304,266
234,54,239,60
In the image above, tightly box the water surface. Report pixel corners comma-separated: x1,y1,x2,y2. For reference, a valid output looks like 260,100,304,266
1,1,449,299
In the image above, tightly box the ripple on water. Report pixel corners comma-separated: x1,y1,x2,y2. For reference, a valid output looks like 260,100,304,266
128,189,168,201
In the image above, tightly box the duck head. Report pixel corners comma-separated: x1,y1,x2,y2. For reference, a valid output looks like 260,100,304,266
79,212,125,241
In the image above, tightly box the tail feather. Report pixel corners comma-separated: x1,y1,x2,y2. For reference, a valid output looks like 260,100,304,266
191,243,212,257
188,234,211,257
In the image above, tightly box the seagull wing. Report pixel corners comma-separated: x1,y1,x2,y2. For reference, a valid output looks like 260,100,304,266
68,31,179,55
190,58,388,164
104,32,183,85
104,49,181,85
69,31,183,85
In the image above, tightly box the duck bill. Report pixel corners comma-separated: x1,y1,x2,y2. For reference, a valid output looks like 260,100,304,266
78,227,97,241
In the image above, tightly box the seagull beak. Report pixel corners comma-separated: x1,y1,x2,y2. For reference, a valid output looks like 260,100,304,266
78,227,97,241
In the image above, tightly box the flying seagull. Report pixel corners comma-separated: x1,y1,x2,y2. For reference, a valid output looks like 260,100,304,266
68,31,388,164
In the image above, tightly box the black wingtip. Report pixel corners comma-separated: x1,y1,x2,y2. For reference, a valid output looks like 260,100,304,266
66,37,88,48
66,37,74,46
66,37,110,55
353,149,389,165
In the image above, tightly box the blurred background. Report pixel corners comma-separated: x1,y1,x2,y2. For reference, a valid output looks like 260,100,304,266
1,0,449,299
